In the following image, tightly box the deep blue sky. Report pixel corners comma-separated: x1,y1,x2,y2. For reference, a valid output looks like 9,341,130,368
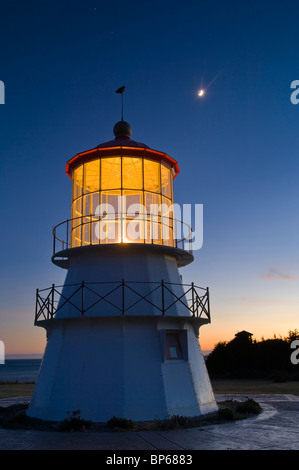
0,0,298,353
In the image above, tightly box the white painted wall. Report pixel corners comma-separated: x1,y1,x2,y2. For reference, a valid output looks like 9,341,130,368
28,316,217,422
55,247,191,318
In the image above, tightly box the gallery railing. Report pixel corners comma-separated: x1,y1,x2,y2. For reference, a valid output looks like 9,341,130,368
52,213,193,259
35,280,210,324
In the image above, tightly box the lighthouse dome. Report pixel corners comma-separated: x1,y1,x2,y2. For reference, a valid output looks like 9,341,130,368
113,120,132,138
95,120,150,149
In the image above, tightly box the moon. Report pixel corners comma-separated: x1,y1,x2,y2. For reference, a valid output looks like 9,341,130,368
197,89,205,97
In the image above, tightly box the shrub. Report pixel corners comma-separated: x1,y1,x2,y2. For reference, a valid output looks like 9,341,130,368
107,416,134,430
164,415,191,429
59,410,92,431
217,407,237,420
235,399,262,416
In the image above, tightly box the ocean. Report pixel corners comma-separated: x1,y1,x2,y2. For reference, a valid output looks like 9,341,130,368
0,358,42,383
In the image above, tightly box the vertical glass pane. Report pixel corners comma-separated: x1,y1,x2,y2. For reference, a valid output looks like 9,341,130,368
91,192,99,215
101,191,121,215
91,221,99,244
71,197,82,247
73,165,83,200
161,196,174,246
161,164,172,199
98,191,121,243
83,194,91,217
122,157,143,189
144,159,160,193
101,157,121,189
123,191,143,242
72,197,82,227
72,227,82,248
83,223,90,245
96,219,120,244
144,192,161,214
144,192,161,244
123,191,143,217
84,160,100,194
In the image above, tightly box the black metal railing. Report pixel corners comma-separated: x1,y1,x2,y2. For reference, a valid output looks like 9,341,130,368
35,280,210,324
52,213,193,259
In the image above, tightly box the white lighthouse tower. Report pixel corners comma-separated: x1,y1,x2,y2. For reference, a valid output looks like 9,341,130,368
28,98,217,422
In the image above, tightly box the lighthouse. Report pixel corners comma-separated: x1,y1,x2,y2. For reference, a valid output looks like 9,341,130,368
28,100,217,422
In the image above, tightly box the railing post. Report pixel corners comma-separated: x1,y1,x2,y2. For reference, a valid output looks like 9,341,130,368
35,288,39,324
122,278,125,315
161,280,165,315
151,217,153,244
66,219,69,248
191,282,195,316
51,284,55,319
206,287,210,321
81,281,85,316
53,229,56,257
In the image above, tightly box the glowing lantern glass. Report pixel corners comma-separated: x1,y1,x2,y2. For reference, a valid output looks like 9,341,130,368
70,155,174,247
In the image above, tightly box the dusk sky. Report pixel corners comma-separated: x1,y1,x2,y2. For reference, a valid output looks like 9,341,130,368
0,0,298,355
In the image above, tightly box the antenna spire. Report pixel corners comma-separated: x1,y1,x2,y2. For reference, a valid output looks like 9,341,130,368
115,85,126,121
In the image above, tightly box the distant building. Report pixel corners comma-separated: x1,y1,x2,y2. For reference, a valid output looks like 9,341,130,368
234,330,253,342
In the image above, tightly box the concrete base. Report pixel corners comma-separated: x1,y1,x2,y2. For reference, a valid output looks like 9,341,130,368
27,316,217,422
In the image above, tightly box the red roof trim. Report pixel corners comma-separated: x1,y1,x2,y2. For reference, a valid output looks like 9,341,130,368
65,146,180,179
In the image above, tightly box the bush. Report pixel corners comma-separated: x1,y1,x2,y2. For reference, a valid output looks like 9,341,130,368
59,410,92,431
235,399,262,416
217,407,237,420
218,399,262,421
161,415,191,429
107,416,134,430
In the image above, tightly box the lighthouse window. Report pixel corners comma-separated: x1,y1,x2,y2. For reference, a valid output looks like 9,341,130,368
144,160,160,193
161,165,172,199
83,194,91,216
73,165,83,199
83,223,90,245
123,191,142,215
101,191,121,215
91,192,99,216
122,157,143,190
84,160,100,193
72,198,82,226
72,227,82,247
144,193,160,243
160,197,173,246
164,332,184,360
70,156,175,248
101,157,121,190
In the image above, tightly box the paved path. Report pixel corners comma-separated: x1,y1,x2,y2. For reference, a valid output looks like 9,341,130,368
0,394,298,450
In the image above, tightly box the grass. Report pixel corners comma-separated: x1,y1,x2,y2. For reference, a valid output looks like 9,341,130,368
211,378,299,395
0,383,35,399
0,378,298,400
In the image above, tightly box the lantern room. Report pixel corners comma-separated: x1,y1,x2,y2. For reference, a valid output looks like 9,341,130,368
65,120,180,248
